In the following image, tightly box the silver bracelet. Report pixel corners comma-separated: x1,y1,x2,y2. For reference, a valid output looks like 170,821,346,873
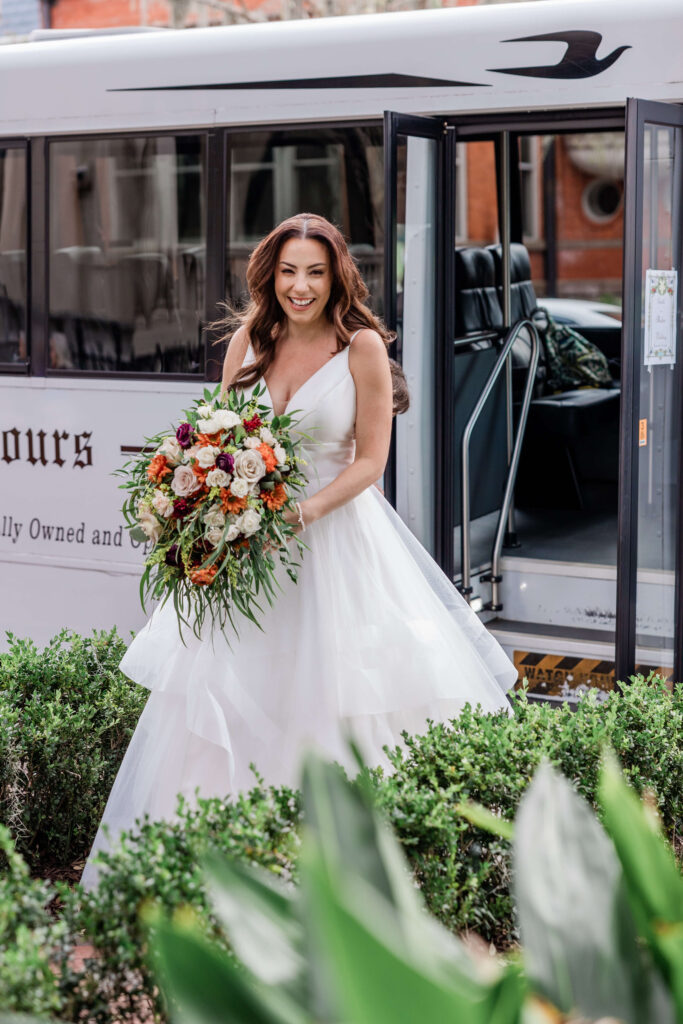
294,501,306,532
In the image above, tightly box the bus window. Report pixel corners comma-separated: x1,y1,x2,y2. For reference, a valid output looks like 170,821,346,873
48,135,207,374
0,146,27,369
225,126,384,313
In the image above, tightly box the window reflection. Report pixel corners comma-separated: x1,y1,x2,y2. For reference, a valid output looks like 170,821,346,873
0,147,27,365
49,136,206,374
226,127,384,313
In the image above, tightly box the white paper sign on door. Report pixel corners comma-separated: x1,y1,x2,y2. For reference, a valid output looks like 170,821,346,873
644,269,677,370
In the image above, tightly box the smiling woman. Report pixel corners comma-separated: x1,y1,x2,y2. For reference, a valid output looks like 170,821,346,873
80,212,516,891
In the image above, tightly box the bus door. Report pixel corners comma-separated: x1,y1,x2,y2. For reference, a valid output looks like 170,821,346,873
383,112,455,568
617,99,683,684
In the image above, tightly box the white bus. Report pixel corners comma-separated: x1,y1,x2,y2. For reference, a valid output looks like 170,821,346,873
0,0,681,697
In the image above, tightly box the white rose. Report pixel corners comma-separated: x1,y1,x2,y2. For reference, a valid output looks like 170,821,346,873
206,524,224,546
151,489,173,518
197,404,214,418
204,503,225,529
273,444,287,465
158,436,182,464
206,468,232,489
226,523,240,542
171,464,201,498
244,436,261,450
229,476,249,498
184,444,201,462
196,445,221,469
238,507,262,537
197,415,222,434
138,506,162,544
213,409,242,430
234,448,266,483
259,427,276,445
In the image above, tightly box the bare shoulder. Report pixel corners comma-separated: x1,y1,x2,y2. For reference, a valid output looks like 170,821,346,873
222,325,251,384
348,328,389,376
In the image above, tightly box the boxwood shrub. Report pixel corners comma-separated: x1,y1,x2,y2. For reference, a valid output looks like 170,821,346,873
0,629,148,873
55,674,682,1023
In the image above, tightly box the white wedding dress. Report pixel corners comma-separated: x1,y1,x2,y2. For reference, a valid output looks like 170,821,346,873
81,335,517,890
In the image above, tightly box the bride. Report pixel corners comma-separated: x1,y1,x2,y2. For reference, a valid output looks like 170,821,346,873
81,213,516,890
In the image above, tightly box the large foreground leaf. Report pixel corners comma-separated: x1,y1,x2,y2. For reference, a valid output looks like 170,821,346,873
599,753,683,1018
514,761,673,1023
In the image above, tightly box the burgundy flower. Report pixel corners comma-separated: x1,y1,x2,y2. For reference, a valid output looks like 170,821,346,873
215,452,234,474
165,544,182,567
176,422,195,449
243,414,262,432
172,498,192,519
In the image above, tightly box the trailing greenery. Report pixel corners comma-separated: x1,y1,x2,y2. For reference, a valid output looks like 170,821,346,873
0,629,147,872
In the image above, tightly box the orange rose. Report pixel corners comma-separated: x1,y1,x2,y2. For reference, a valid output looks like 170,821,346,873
188,564,218,586
258,443,277,473
260,483,287,511
147,453,171,483
220,488,247,514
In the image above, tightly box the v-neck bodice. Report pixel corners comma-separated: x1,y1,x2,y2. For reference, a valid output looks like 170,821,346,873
242,340,357,490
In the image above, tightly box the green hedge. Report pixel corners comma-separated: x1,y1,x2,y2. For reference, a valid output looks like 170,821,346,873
0,627,681,1022
0,629,147,873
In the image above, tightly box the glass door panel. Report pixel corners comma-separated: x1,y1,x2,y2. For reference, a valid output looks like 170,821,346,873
384,112,449,561
618,100,683,683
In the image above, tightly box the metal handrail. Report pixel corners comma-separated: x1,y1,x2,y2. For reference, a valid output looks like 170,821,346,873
460,317,541,605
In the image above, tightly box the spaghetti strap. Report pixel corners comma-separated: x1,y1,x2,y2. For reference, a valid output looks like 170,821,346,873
349,329,362,344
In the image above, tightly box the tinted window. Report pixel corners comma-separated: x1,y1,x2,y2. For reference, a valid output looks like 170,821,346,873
226,126,384,313
0,146,27,368
49,135,206,374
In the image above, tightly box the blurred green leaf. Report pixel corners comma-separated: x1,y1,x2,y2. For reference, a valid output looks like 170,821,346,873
301,842,509,1024
514,761,672,1023
599,752,683,1017
455,800,515,841
152,918,308,1024
203,849,303,987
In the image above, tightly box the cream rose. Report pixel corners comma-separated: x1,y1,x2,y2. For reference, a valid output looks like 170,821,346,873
138,507,162,544
171,464,201,498
273,444,287,465
243,436,261,450
229,476,249,498
234,448,266,484
213,409,242,431
158,436,182,464
196,415,221,434
238,507,262,537
196,445,221,469
206,524,224,546
204,503,225,529
151,489,173,518
197,404,214,418
260,426,276,445
206,468,232,489
225,522,240,542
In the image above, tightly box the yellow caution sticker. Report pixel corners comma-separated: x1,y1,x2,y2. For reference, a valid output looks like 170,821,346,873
513,651,671,696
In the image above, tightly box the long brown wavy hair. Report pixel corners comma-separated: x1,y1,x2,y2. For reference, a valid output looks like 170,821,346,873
226,213,393,390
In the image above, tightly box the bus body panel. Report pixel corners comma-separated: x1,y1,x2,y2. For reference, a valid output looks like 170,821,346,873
0,0,681,136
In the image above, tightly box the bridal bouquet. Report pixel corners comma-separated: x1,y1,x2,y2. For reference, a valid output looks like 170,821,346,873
120,384,307,635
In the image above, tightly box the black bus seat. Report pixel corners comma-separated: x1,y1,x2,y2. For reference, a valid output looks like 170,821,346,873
454,246,503,336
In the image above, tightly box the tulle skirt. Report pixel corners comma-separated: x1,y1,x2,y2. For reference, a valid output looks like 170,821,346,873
81,487,516,889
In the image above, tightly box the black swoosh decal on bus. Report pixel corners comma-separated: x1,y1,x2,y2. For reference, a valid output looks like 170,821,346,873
488,30,631,80
110,73,488,92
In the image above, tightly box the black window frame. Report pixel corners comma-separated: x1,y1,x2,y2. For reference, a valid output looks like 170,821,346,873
0,138,30,376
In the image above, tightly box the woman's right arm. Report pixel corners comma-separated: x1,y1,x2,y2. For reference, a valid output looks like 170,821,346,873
220,326,250,398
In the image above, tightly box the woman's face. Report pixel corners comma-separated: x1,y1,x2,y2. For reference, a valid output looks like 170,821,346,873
274,237,332,327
